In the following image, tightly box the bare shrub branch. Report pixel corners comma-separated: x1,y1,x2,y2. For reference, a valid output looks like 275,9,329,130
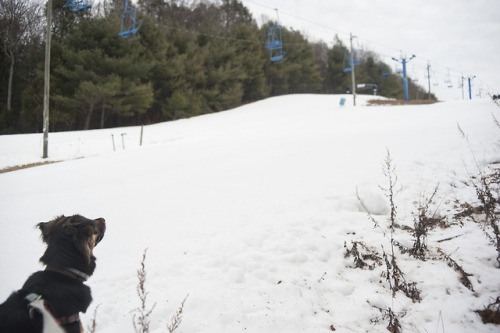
166,294,189,333
437,248,474,292
380,150,399,232
475,296,500,324
368,301,405,333
382,248,421,302
344,241,382,270
133,248,157,333
86,304,101,333
456,126,500,267
410,185,444,259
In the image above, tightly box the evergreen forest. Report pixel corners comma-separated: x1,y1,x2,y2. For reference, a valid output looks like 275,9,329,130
0,0,434,134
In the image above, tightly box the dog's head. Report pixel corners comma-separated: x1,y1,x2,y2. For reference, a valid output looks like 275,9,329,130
37,215,106,275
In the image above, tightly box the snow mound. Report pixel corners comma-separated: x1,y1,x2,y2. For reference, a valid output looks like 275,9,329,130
1,95,500,332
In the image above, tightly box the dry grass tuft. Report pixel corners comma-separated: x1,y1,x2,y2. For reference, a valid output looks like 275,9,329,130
368,99,438,106
0,161,60,174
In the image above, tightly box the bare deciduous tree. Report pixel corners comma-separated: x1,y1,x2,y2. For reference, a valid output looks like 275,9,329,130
0,0,43,111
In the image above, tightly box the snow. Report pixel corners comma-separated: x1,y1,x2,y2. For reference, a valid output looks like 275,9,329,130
1,94,499,332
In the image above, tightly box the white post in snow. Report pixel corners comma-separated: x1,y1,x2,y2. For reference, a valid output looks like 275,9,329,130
121,133,126,150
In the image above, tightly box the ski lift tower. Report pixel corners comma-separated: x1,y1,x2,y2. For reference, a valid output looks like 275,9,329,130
467,75,476,100
392,54,415,101
459,74,465,100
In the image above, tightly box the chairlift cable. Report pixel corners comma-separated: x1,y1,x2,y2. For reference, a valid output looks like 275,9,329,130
241,0,473,87
161,25,307,46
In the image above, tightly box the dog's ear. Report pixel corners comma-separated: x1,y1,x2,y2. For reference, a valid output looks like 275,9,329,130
37,222,50,243
37,215,66,243
38,220,61,243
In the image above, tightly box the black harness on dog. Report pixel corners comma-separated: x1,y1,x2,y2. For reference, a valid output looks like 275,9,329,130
25,293,78,333
25,266,87,331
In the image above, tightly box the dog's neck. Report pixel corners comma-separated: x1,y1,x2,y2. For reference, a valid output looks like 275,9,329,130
45,266,90,282
40,245,97,277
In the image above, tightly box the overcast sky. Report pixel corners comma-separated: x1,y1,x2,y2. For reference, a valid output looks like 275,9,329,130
241,0,500,101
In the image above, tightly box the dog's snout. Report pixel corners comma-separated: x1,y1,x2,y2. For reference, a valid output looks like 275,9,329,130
95,218,106,230
94,218,106,244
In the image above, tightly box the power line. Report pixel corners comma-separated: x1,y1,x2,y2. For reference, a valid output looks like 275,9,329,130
162,24,309,46
165,25,263,44
241,0,483,92
152,0,479,89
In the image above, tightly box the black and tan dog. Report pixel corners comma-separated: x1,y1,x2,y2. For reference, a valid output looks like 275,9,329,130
0,215,106,333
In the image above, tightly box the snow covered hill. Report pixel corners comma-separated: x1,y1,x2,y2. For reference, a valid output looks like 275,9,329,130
1,94,499,332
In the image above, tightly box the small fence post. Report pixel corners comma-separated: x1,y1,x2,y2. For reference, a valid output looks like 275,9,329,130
121,133,126,150
140,125,144,146
111,134,116,152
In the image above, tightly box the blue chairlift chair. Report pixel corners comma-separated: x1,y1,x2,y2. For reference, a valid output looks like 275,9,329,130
343,49,353,72
64,0,92,12
265,9,284,62
445,70,453,88
343,44,361,73
351,50,361,66
381,63,391,77
118,0,142,41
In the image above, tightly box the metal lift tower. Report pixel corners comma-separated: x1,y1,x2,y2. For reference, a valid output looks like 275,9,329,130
392,54,416,101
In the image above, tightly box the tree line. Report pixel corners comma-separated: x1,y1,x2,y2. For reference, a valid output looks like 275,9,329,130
0,0,434,134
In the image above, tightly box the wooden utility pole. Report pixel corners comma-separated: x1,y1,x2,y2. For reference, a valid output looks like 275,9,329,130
43,0,52,158
461,75,465,100
349,33,356,106
426,62,431,99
